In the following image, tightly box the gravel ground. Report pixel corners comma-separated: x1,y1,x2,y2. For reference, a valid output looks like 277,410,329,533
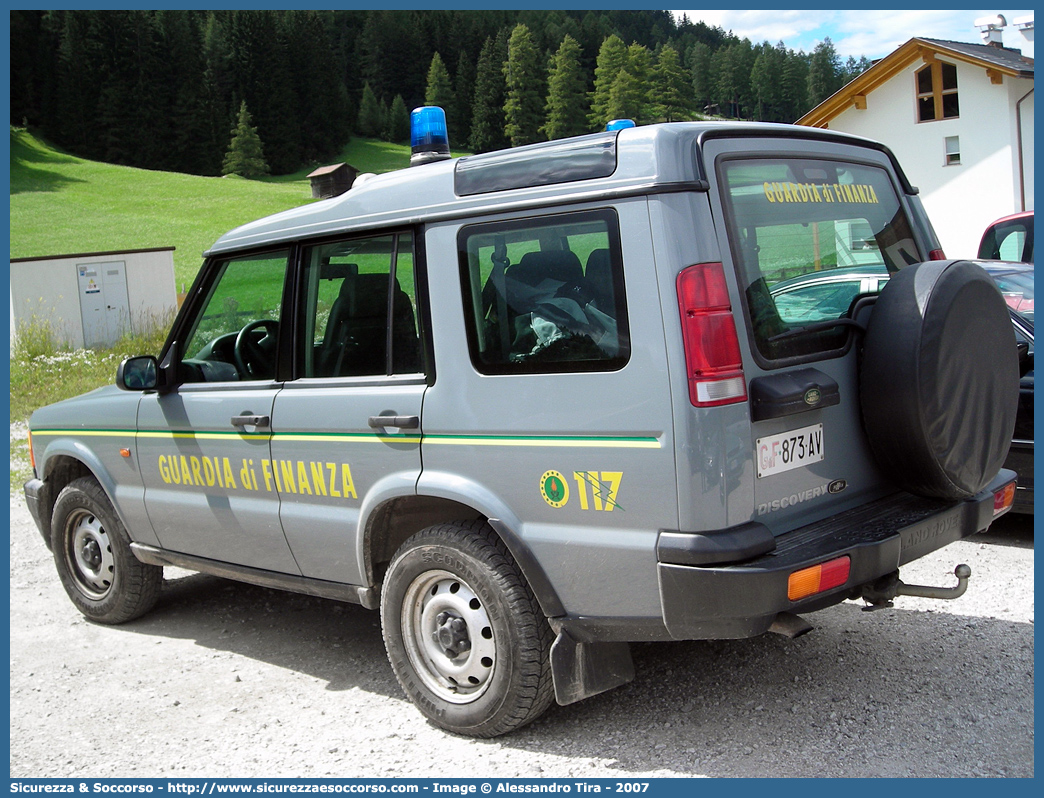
9,491,1034,779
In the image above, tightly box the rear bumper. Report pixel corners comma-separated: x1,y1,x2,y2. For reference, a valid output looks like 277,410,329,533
656,470,1016,640
552,471,1015,644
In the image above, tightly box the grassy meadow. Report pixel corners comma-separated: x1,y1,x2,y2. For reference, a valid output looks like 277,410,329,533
9,128,437,289
9,127,432,489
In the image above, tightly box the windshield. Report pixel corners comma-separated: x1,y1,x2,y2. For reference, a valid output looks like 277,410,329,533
720,157,919,362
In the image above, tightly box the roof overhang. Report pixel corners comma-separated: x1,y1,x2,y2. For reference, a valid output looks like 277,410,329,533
797,37,1033,128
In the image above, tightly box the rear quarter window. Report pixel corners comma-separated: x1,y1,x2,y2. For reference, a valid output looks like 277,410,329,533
719,157,919,363
457,210,629,374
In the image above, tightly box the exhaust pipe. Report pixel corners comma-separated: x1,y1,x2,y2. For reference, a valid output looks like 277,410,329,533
768,611,813,639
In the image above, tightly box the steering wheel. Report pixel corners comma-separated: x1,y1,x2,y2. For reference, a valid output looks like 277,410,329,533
234,319,279,380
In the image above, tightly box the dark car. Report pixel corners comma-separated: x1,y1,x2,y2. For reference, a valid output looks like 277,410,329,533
979,211,1033,264
982,262,1034,513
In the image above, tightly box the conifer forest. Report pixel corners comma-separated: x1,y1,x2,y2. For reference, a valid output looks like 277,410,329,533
10,9,872,176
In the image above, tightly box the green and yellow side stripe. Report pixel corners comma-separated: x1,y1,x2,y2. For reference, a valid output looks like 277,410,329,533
30,428,660,449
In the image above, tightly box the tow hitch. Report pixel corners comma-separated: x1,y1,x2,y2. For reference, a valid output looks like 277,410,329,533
859,564,971,611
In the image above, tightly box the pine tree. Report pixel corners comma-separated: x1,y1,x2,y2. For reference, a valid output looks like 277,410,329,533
715,41,755,119
750,44,785,121
425,52,456,114
541,35,588,140
841,54,872,84
653,43,692,122
588,34,627,129
354,11,424,116
687,41,714,113
606,68,643,122
385,94,410,143
54,11,102,156
807,37,843,107
623,43,653,124
222,101,269,177
227,10,299,174
781,48,810,121
354,12,389,102
91,11,147,165
502,23,544,147
199,12,233,175
357,82,384,138
469,35,507,153
284,10,350,164
160,10,210,173
453,50,475,148
129,11,178,169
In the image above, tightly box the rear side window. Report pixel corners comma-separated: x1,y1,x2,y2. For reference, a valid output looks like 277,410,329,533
720,157,920,362
978,217,1033,264
458,210,628,374
296,232,422,378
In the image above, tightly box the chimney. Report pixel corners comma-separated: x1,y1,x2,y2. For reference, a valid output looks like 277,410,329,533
974,14,1007,48
1013,15,1034,43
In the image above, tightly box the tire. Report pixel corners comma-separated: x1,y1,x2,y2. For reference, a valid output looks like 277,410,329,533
860,260,1019,500
380,520,555,737
50,476,162,624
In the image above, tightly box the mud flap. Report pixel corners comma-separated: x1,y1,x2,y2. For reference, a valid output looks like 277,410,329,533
550,629,635,706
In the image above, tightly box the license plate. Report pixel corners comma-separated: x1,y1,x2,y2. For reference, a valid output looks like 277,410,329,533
756,424,824,478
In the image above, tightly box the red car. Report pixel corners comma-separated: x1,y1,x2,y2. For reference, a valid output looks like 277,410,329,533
978,210,1034,264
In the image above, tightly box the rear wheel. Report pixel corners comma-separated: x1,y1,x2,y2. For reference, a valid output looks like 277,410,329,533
380,520,554,737
50,476,162,624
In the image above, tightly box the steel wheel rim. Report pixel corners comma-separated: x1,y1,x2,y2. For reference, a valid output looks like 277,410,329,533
401,569,497,704
65,509,115,599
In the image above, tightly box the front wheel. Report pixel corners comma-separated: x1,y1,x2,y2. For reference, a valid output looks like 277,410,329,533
50,476,162,624
380,521,554,737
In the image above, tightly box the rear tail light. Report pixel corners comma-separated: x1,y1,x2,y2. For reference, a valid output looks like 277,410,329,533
788,556,851,602
27,429,35,474
676,263,747,407
993,481,1016,515
928,249,947,260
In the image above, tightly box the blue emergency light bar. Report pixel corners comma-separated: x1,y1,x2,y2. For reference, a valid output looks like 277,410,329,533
606,119,636,131
410,106,451,167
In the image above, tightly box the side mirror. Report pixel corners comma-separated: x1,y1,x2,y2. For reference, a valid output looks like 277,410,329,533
116,355,159,391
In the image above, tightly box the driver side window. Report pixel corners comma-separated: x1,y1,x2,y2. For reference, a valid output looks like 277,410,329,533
180,250,289,382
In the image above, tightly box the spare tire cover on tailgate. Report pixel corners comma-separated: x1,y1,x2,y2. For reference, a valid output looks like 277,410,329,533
860,260,1018,500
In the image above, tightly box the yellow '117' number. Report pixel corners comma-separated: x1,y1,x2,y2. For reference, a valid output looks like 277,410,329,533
573,471,623,511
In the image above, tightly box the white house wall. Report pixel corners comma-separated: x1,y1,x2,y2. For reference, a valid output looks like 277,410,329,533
827,60,1032,258
10,249,176,350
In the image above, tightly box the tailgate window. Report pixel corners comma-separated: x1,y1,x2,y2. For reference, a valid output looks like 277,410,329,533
720,157,920,362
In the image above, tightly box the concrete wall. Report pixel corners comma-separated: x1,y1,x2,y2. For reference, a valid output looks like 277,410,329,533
10,247,176,351
827,61,1033,258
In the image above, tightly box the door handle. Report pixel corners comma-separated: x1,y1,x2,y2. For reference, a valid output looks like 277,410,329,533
231,414,270,428
368,415,420,430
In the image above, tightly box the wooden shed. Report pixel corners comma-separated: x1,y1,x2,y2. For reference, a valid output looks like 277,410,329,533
307,163,359,199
